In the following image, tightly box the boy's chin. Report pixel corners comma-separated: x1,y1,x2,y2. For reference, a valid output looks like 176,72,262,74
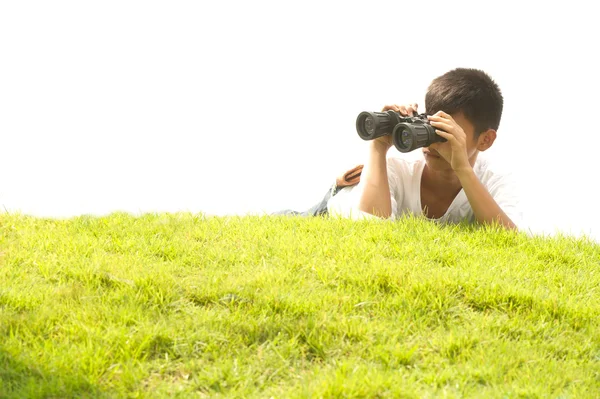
424,153,451,170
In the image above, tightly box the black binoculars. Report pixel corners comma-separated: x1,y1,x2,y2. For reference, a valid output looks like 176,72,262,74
356,110,446,152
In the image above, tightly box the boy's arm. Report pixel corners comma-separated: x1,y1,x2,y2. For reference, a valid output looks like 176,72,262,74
455,169,517,229
358,103,418,218
358,141,392,218
428,111,518,230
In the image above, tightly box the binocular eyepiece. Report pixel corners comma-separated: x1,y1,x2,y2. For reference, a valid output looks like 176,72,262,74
356,110,446,152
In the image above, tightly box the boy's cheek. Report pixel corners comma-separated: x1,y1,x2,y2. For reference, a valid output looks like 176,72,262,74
430,142,448,152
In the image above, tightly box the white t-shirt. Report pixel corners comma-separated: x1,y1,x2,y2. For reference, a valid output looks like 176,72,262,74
327,155,522,227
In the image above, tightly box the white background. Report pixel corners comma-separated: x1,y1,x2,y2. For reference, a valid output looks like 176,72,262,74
1,1,599,241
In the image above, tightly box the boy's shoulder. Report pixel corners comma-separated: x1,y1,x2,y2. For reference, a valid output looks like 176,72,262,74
471,156,522,207
386,155,425,178
386,154,516,188
472,155,514,183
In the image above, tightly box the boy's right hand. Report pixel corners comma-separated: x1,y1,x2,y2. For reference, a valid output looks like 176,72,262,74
372,103,419,152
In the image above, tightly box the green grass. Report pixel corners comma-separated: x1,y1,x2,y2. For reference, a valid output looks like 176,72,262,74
1,212,599,398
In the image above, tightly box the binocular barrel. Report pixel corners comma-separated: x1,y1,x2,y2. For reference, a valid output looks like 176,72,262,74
356,110,402,140
356,110,446,153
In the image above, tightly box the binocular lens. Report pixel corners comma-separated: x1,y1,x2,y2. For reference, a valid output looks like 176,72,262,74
401,130,412,149
364,116,375,136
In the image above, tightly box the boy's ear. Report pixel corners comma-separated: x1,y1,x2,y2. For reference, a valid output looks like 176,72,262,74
477,129,497,151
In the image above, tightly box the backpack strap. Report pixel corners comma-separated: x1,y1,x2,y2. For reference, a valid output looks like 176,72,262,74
335,164,363,188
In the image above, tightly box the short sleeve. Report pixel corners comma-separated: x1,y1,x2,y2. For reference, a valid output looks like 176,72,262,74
485,172,524,229
327,161,401,220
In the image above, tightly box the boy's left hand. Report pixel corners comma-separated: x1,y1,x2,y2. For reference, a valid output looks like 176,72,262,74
427,111,472,173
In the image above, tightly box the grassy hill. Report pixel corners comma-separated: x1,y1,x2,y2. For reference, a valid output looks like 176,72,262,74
1,213,599,398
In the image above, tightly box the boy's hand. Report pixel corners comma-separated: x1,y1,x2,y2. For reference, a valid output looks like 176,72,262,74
427,111,471,173
373,103,419,152
382,103,418,116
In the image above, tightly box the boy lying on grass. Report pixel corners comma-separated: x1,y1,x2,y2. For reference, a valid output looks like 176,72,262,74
277,68,521,230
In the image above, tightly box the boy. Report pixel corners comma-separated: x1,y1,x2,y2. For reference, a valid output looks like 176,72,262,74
328,67,521,229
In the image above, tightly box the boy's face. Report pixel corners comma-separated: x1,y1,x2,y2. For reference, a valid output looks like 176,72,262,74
422,111,481,171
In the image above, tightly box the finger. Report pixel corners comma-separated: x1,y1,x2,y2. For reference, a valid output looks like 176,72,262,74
435,130,454,141
427,114,448,122
406,106,415,116
398,105,409,116
429,120,454,132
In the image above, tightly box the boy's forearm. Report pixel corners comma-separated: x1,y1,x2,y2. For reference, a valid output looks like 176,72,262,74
456,168,517,230
358,143,392,218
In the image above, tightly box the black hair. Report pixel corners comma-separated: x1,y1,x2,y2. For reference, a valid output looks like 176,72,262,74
425,68,503,138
